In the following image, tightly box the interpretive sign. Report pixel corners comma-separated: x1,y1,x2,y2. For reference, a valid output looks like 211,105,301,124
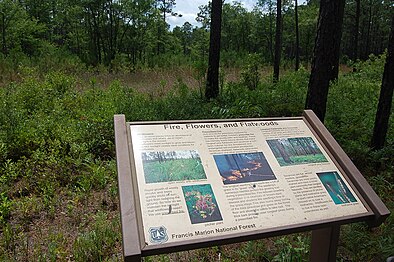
114,110,389,262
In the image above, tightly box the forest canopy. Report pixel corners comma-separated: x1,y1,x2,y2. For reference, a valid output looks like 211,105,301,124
0,0,392,69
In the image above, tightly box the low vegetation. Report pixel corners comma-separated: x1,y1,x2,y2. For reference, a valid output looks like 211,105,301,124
143,158,206,183
0,54,393,261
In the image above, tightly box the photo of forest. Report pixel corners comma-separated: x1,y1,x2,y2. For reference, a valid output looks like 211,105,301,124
317,171,357,205
141,150,206,183
267,137,328,166
213,152,276,184
182,184,223,224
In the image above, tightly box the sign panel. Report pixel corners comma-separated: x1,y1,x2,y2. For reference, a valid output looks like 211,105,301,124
129,119,369,246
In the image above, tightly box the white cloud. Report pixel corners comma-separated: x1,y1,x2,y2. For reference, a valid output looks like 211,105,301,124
241,0,257,10
168,13,199,29
168,0,307,30
175,0,210,12
168,0,257,29
168,0,209,29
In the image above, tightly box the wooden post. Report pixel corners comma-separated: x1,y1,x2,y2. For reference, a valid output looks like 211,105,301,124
309,225,340,262
114,115,142,262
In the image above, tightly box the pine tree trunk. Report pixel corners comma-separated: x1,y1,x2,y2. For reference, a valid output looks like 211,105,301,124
365,0,373,59
277,141,292,164
295,0,300,71
305,0,346,122
269,10,274,62
273,0,282,82
371,16,394,150
1,12,7,55
354,0,361,60
205,0,223,99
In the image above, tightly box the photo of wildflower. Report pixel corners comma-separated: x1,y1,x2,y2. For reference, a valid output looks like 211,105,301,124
317,171,357,205
182,184,223,224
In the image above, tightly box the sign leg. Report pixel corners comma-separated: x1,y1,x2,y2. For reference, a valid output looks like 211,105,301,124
124,254,142,262
114,115,142,262
309,225,340,262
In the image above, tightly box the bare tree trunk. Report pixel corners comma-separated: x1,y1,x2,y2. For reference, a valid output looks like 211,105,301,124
157,20,164,55
295,0,300,71
366,0,373,57
277,141,292,164
205,0,223,99
269,9,274,62
305,0,346,122
354,0,361,60
1,12,7,55
371,16,394,150
273,0,282,82
305,30,312,67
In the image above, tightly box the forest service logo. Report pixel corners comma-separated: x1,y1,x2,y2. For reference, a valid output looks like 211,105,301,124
149,226,168,244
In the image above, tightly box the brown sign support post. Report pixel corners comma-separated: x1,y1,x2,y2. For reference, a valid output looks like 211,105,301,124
114,110,389,262
114,115,141,261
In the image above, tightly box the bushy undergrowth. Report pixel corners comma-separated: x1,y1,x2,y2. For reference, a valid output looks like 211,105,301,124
325,56,393,261
326,55,394,174
0,55,393,261
212,67,309,118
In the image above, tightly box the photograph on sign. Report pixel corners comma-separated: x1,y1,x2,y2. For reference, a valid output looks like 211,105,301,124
317,171,357,205
213,152,276,184
266,137,328,166
141,150,206,183
182,184,223,224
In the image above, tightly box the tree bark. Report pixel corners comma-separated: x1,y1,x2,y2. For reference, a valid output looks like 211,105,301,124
277,141,292,164
371,16,394,150
269,6,274,62
273,0,282,82
205,0,223,99
365,0,373,59
305,0,346,122
354,0,361,60
295,0,300,71
1,12,7,55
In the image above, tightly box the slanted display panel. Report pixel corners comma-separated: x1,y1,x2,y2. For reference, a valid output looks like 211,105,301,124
128,118,369,247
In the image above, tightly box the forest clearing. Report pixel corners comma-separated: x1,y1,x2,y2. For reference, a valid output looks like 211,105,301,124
0,0,393,261
0,54,392,262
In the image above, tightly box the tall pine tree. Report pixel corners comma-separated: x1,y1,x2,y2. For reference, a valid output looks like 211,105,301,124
295,0,300,71
305,0,346,122
371,16,394,150
205,0,223,99
273,0,282,82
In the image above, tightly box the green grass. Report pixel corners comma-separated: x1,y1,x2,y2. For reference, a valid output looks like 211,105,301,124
73,211,121,261
143,158,206,183
276,154,328,166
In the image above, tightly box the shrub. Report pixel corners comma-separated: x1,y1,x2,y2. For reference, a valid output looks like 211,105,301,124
240,54,261,90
